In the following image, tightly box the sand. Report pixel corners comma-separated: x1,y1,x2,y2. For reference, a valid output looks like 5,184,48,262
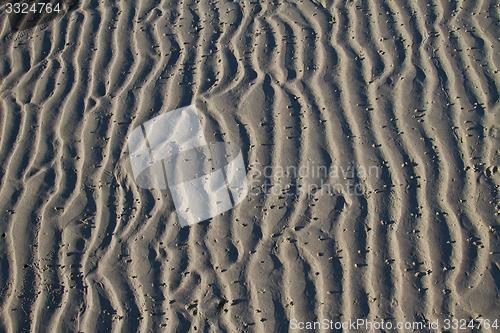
0,0,499,332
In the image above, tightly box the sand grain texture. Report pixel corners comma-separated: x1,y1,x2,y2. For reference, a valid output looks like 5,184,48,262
0,0,499,332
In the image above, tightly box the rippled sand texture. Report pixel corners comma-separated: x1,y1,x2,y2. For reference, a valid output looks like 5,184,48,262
0,0,499,332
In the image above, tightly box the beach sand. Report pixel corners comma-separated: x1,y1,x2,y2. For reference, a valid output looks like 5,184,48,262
0,0,499,331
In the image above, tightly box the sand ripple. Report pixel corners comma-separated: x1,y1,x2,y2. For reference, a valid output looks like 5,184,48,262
0,0,498,331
